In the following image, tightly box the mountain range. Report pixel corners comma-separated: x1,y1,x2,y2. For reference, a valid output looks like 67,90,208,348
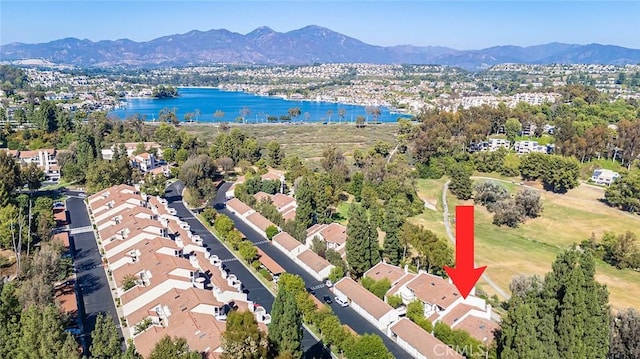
1,25,639,70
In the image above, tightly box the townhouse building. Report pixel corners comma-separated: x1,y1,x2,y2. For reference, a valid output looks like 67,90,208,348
87,184,271,358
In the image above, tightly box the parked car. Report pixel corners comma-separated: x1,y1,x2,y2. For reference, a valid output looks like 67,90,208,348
323,295,332,304
325,279,333,288
334,296,349,307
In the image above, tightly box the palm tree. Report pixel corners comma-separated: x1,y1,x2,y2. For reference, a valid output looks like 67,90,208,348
326,109,334,124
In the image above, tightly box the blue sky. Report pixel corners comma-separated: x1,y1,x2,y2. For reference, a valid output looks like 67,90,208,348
1,1,638,49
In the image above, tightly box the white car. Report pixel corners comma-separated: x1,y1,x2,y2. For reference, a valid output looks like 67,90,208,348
334,296,349,307
325,279,333,288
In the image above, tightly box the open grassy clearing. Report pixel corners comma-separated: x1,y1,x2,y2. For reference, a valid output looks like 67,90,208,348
410,176,640,309
184,123,399,160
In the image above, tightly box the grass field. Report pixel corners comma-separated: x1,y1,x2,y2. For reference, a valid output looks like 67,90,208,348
184,123,399,160
410,176,640,310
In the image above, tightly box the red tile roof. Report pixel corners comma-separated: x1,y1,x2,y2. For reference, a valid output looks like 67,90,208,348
389,318,464,359
406,273,461,309
334,277,394,320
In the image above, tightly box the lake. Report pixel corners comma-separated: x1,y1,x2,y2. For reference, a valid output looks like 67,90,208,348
110,87,410,123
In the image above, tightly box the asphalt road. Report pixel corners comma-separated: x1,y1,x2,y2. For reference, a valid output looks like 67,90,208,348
66,193,124,355
164,182,331,359
211,182,407,359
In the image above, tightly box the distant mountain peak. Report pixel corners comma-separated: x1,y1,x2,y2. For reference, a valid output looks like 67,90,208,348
1,25,639,70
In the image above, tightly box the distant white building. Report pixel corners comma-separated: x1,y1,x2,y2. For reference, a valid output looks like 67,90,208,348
514,140,548,154
486,139,510,152
591,169,620,185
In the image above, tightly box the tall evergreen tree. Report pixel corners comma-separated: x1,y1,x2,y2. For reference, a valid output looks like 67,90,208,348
383,232,402,265
294,175,315,228
346,204,381,277
0,282,21,358
268,286,303,358
498,248,610,359
90,313,122,359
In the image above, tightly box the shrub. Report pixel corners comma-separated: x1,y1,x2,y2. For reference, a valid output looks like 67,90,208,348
492,199,524,227
259,269,273,281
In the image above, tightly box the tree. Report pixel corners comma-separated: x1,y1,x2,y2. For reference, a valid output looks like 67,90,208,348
515,188,543,218
498,248,610,359
346,204,381,277
492,199,524,227
221,310,268,359
269,284,302,358
355,115,366,128
345,334,394,359
328,266,344,283
400,222,453,275
238,240,258,263
601,231,639,269
90,314,122,359
140,173,167,197
542,155,580,193
266,141,285,167
505,118,522,144
147,336,201,359
407,300,433,332
0,150,21,201
21,163,45,193
609,308,640,359
294,176,315,228
178,154,218,206
474,181,510,212
311,236,327,258
605,172,640,213
266,225,279,240
449,164,472,200
214,214,235,238
383,232,402,265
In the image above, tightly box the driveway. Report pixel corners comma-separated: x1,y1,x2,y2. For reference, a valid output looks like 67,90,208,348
66,195,124,355
212,182,408,359
164,182,331,359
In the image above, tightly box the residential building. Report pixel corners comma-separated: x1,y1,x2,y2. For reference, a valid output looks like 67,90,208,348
86,184,271,358
101,142,163,161
333,277,399,330
295,249,334,281
130,152,157,172
306,223,347,251
1,148,61,182
486,139,510,152
388,318,464,359
514,140,548,154
272,232,305,259
591,169,620,185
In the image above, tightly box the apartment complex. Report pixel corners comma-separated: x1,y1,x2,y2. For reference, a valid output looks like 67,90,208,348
1,148,61,182
87,184,271,358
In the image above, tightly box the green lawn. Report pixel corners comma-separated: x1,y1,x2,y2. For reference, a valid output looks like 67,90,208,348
410,177,640,309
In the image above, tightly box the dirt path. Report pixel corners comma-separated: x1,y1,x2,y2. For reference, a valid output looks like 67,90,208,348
442,180,511,300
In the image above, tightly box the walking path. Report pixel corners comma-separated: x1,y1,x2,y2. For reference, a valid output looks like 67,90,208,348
442,180,511,301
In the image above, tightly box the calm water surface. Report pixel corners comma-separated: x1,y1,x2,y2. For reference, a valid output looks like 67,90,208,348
110,87,409,123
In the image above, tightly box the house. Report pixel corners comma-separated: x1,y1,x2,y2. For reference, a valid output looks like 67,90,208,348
256,248,285,277
486,139,510,152
245,212,276,238
333,277,399,330
295,249,334,281
7,148,61,182
306,223,347,251
254,192,297,222
101,142,163,161
514,140,548,154
591,169,620,185
261,169,285,193
388,318,464,359
225,198,254,217
272,232,305,259
130,152,157,172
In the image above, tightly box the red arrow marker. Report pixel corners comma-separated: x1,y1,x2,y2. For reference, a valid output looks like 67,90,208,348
444,205,486,299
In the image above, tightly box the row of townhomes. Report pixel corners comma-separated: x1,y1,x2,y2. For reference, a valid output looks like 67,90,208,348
87,184,271,359
333,262,498,359
224,173,498,359
1,148,61,182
